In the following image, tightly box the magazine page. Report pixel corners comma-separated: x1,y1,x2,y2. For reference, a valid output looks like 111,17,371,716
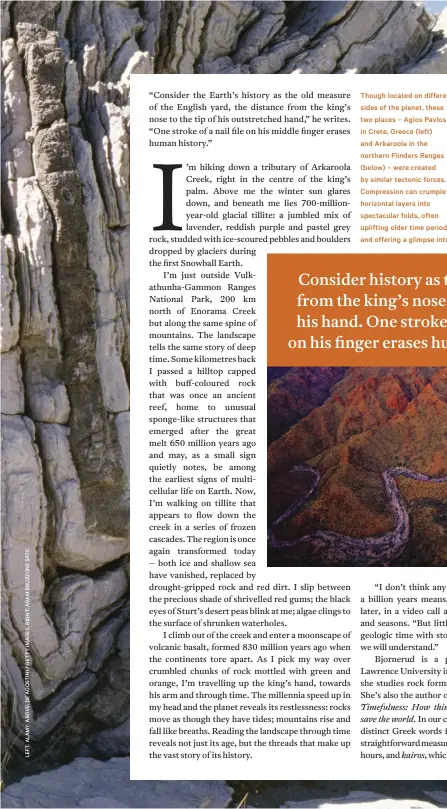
130,69,447,781
1,1,447,808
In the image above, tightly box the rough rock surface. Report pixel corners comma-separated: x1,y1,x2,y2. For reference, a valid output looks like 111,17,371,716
1,0,447,780
2,772,446,809
0,758,233,808
2,0,132,772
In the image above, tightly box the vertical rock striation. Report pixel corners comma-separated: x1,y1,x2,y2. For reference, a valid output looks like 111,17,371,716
1,0,134,769
1,0,446,772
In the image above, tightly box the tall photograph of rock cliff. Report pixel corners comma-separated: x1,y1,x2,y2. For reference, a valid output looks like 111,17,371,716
1,0,447,806
268,367,447,567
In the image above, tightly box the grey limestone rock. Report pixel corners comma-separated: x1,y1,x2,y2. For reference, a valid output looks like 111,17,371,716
423,794,447,807
1,774,444,809
2,3,131,769
1,758,233,807
1,348,24,414
401,8,447,74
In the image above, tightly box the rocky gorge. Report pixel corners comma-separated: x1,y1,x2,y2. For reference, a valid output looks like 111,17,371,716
1,0,447,803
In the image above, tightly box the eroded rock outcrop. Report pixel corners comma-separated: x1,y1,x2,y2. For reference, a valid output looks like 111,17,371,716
1,758,233,808
2,1,132,770
1,0,446,775
1,767,446,809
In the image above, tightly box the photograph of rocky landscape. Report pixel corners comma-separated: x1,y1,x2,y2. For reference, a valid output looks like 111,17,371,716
1,0,447,806
268,367,447,567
